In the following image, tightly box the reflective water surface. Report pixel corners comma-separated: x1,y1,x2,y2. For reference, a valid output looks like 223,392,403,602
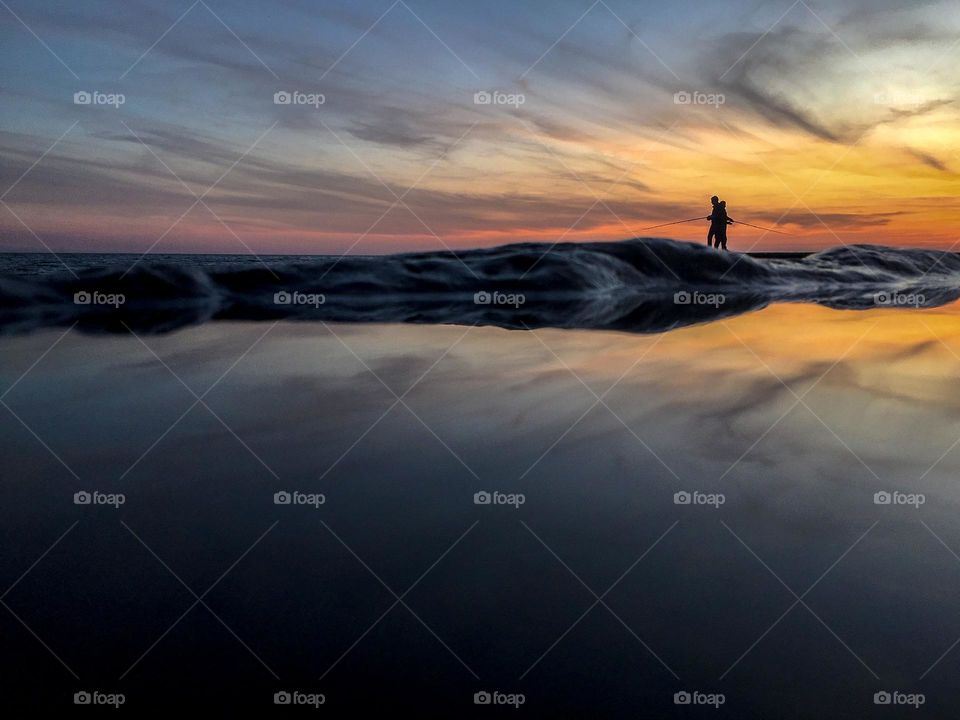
3,303,960,716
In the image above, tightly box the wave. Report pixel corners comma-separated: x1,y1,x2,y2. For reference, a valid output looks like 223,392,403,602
1,239,958,334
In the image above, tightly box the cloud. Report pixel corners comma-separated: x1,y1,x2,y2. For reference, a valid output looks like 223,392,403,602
748,210,905,229
693,26,861,142
346,118,437,148
905,148,950,172
0,124,687,249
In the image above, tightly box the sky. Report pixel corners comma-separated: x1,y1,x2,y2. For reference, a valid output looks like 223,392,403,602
0,0,958,254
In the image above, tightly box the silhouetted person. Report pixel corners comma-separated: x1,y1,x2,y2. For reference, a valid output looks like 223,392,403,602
706,199,736,250
706,196,720,247
714,200,735,250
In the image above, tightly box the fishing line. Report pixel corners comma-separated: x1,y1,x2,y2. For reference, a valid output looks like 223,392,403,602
638,216,794,235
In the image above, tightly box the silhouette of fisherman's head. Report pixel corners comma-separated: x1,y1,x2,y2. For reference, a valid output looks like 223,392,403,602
710,195,719,205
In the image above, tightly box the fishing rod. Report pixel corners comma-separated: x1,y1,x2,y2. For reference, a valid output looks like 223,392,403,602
730,220,793,236
639,216,794,236
638,216,708,231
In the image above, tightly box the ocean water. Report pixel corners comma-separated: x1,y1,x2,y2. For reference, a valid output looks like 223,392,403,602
2,241,960,335
2,246,960,715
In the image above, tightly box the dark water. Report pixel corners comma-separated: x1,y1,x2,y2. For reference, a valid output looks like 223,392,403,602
3,297,960,715
3,241,960,336
0,251,330,276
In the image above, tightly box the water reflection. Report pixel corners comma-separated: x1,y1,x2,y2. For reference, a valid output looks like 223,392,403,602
2,302,960,715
